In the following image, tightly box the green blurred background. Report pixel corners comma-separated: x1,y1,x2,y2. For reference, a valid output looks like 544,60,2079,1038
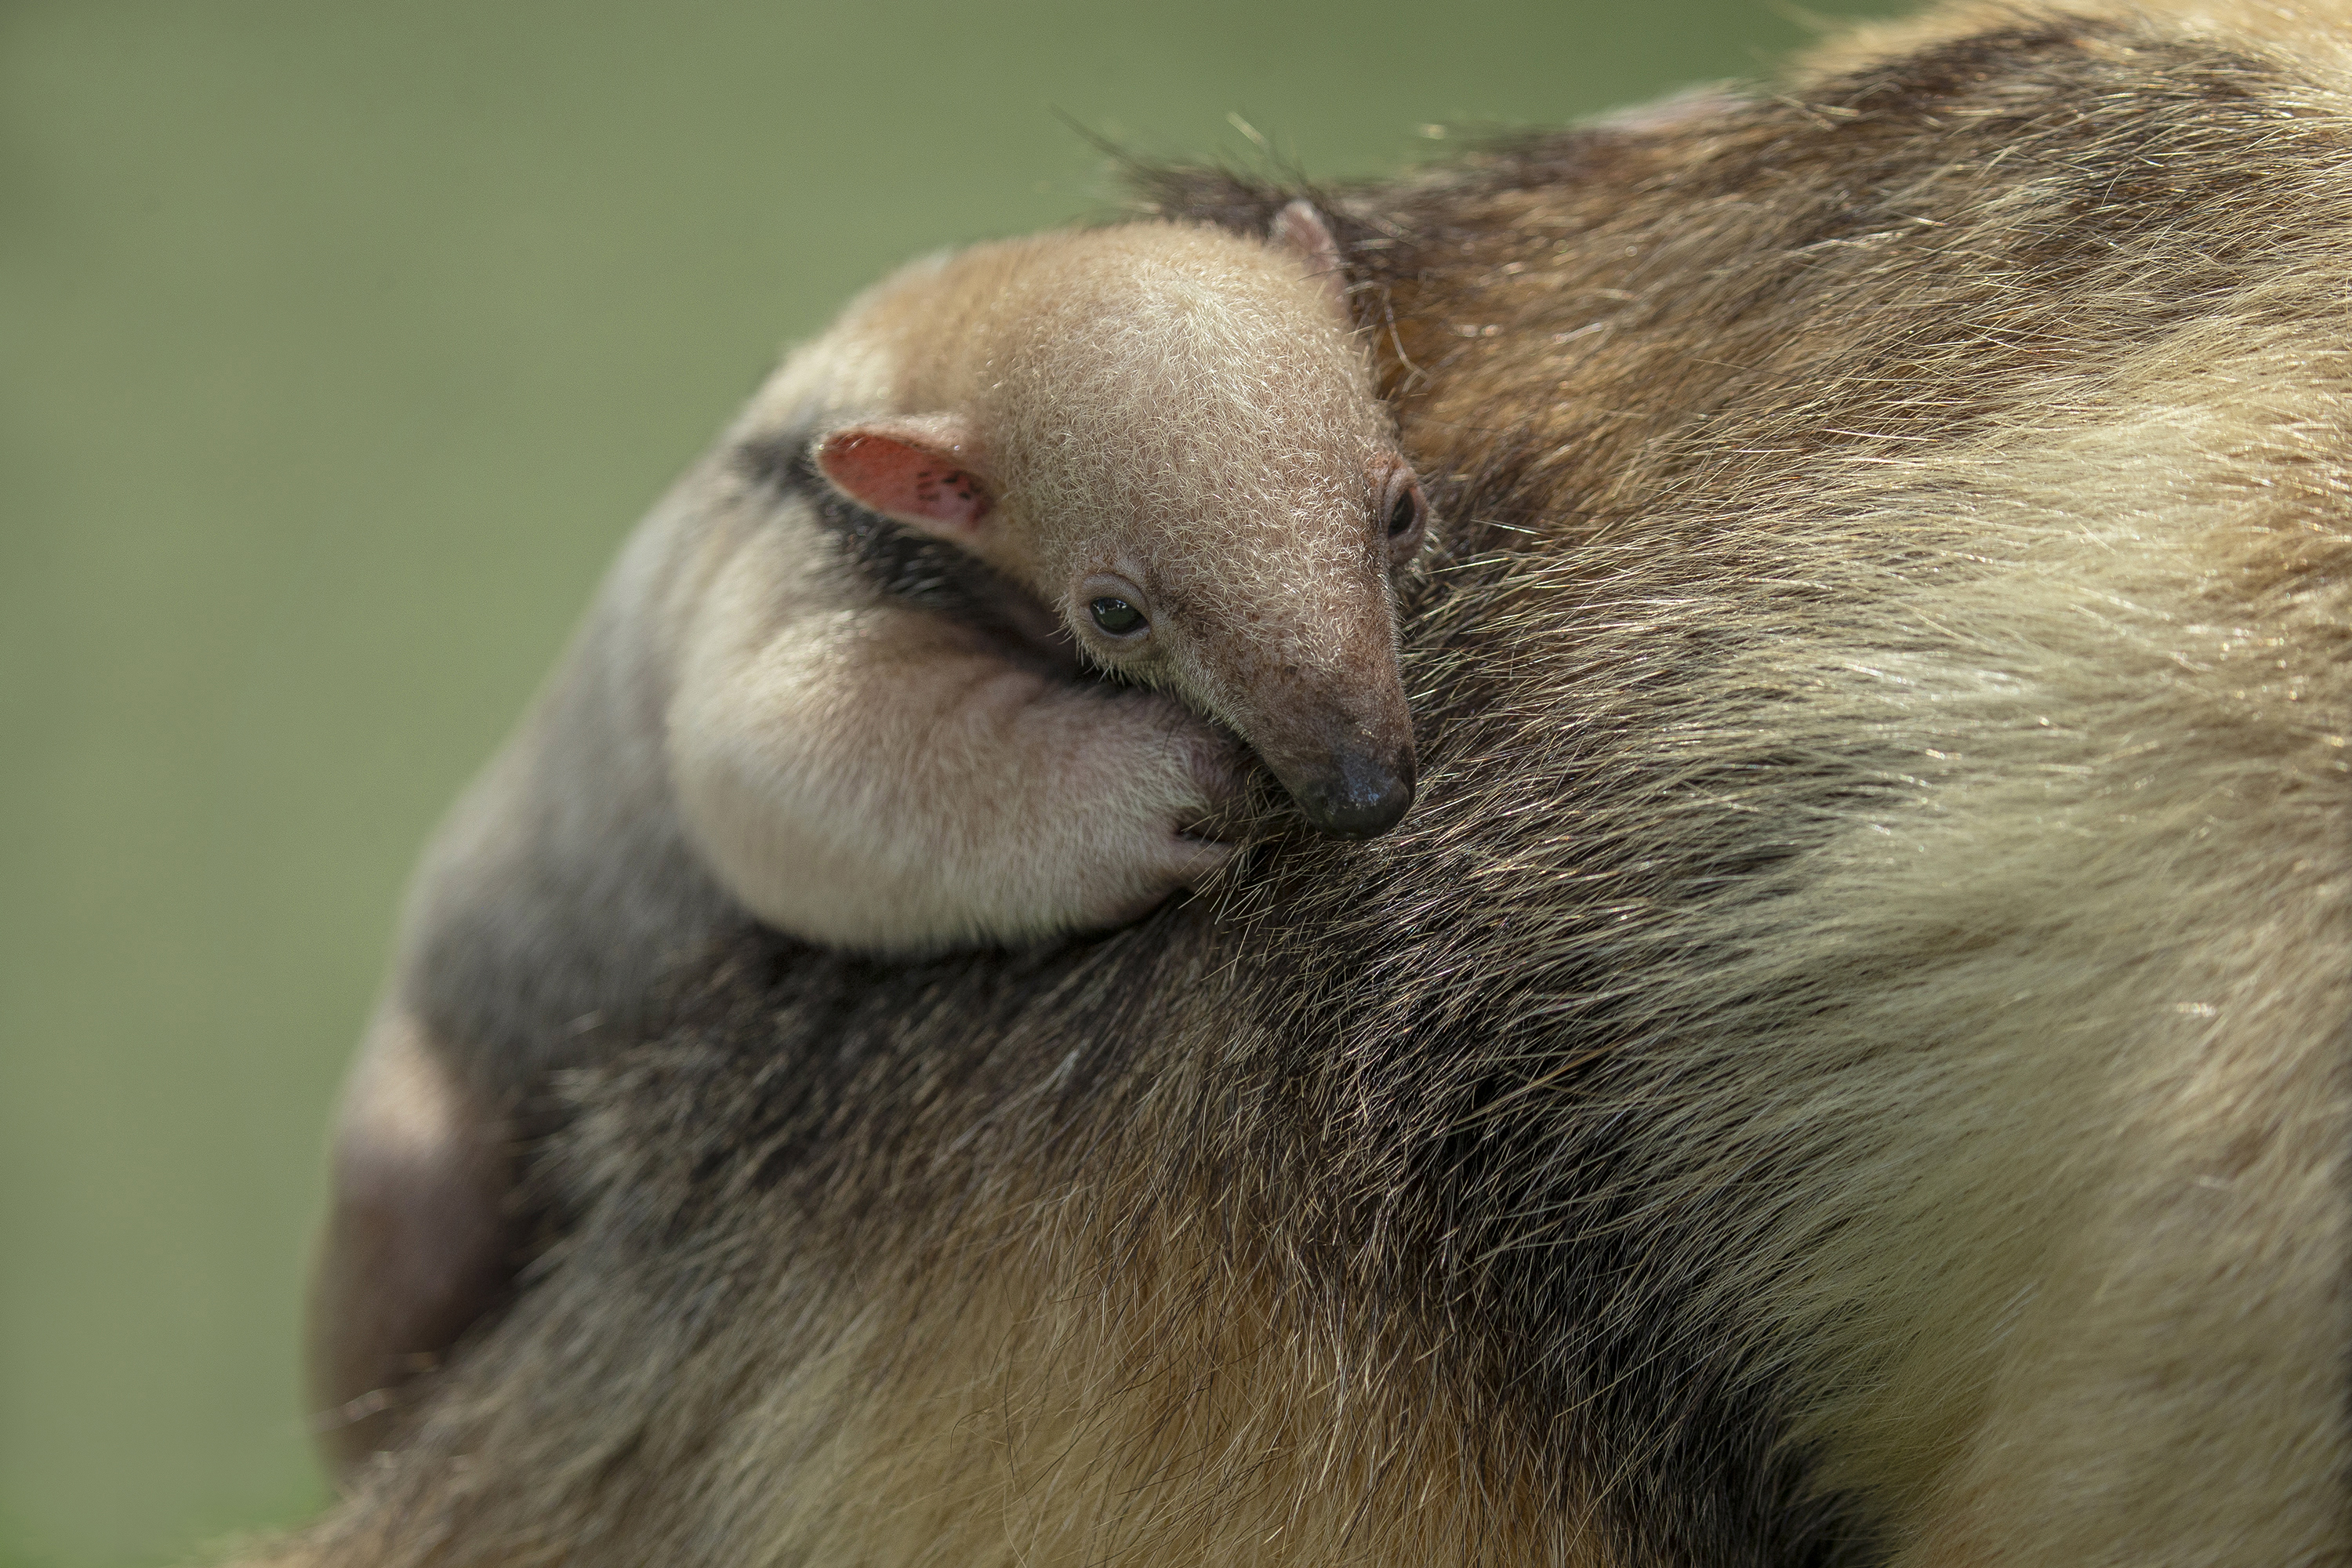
0,1,1879,1560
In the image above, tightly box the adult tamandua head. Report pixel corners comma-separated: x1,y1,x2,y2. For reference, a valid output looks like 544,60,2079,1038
309,208,1426,1468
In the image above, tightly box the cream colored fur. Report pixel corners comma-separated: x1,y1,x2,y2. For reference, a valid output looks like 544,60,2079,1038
662,525,1238,953
1584,321,2352,1566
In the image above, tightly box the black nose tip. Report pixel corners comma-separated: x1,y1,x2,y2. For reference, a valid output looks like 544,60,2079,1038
1296,748,1416,840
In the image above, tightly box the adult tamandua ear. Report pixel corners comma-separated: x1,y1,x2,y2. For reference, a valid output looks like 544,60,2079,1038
1270,199,1350,321
815,416,995,543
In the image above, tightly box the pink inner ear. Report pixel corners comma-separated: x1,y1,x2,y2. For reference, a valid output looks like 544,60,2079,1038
817,428,993,537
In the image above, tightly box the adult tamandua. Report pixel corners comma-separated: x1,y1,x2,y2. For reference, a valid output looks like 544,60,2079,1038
258,1,2352,1561
309,209,1431,1462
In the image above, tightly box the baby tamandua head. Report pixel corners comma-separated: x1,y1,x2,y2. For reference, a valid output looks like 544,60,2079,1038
808,207,1427,839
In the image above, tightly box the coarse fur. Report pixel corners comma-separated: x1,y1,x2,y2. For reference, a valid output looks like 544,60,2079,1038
265,2,2349,1563
309,217,1427,1461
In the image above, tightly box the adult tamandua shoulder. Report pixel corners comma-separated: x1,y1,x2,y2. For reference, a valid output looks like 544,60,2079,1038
308,207,1432,1461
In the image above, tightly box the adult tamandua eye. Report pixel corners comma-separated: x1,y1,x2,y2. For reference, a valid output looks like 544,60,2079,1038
1090,596,1147,635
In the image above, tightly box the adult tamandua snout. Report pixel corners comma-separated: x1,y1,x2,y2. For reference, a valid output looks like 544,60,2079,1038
310,205,1427,1468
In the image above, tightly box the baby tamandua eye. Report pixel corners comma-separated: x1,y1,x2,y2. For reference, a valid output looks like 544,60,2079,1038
1077,572,1153,644
1089,596,1146,636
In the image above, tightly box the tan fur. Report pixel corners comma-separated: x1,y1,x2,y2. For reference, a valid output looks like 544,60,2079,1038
1726,347,2352,1566
599,1118,1588,1567
263,1,2351,1560
281,1002,1610,1568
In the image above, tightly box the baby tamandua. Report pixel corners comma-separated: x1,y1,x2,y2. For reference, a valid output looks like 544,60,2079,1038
310,205,1430,1465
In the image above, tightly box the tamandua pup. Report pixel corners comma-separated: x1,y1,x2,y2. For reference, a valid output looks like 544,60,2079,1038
310,205,1432,1468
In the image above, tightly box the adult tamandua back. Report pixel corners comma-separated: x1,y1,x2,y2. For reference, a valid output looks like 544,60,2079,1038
308,211,1431,1463
260,1,2350,1563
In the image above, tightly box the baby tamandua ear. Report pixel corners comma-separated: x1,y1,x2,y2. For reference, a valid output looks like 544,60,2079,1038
815,416,994,543
1270,199,1350,321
